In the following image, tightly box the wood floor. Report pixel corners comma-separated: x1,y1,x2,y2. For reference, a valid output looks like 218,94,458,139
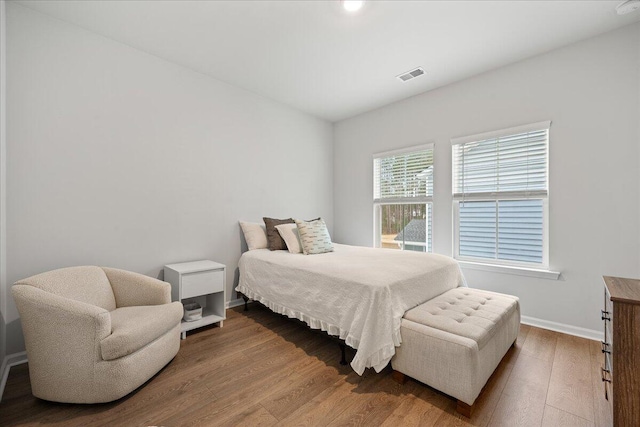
0,304,612,427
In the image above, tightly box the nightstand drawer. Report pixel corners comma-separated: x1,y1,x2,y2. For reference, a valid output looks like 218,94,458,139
182,269,224,299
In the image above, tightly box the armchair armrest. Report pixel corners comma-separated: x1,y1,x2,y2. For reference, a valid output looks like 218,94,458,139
11,284,111,362
102,267,172,307
12,284,113,400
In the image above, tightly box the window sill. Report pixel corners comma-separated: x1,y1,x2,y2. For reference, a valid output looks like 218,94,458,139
457,260,561,280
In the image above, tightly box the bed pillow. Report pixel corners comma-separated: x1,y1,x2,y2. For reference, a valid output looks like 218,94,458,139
263,217,295,250
295,218,334,255
275,223,303,254
239,221,268,251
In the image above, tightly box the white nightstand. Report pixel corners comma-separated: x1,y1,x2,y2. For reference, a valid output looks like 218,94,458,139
164,260,226,339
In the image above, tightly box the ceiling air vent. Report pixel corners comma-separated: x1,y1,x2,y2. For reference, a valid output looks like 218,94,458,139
397,67,425,82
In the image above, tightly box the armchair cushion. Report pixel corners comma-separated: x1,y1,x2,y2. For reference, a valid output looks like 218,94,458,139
102,267,172,307
101,302,183,361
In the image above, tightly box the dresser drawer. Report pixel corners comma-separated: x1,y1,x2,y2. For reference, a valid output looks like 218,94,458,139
182,269,224,299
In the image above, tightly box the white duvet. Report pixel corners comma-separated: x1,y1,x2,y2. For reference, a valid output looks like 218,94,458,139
236,244,466,375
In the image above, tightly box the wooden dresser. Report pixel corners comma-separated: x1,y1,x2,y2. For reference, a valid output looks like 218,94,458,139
602,276,640,426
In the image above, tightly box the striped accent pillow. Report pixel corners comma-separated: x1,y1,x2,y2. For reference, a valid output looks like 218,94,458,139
295,218,334,255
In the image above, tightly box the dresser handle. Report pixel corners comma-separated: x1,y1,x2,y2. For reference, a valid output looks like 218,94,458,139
601,341,611,354
602,366,611,401
601,309,611,321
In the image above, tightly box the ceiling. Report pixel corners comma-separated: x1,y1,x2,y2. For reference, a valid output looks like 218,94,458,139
15,1,640,122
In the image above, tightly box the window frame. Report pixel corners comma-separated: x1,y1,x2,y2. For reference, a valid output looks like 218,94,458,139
372,143,434,252
451,121,551,269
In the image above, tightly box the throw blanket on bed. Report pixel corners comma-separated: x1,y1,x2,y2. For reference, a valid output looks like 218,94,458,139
236,244,466,375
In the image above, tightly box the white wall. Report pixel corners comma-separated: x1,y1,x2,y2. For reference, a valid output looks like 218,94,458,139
334,23,640,335
3,3,333,354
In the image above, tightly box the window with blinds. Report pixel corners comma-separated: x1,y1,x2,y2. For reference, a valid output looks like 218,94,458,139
373,145,433,253
452,121,550,267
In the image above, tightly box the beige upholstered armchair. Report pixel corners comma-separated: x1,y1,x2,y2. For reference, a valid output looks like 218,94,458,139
11,266,183,403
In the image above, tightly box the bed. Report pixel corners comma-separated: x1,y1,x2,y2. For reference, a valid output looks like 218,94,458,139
236,243,466,375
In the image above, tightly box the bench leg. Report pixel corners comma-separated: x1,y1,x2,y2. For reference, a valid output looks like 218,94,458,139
391,370,407,384
456,400,473,418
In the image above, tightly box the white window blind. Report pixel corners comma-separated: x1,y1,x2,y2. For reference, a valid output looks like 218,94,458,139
373,145,433,253
452,122,550,266
452,123,548,199
374,146,433,202
458,199,544,263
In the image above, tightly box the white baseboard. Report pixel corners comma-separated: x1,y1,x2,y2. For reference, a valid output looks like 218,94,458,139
0,351,28,402
521,315,602,342
226,298,245,309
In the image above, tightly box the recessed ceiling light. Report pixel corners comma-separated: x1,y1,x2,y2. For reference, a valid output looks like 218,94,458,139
343,1,364,13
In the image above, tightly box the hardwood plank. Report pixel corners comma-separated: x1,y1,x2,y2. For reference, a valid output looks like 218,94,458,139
209,334,323,391
41,381,214,427
546,334,595,422
0,396,86,427
508,352,553,388
90,378,216,427
520,326,558,362
542,405,594,427
141,342,253,393
159,337,339,425
261,364,343,421
279,376,362,427
155,373,286,423
487,352,552,426
489,375,547,427
380,385,453,427
159,358,303,426
0,310,608,427
324,369,404,426
178,318,293,359
216,404,280,427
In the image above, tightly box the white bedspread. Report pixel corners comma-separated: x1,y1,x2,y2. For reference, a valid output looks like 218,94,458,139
236,244,466,375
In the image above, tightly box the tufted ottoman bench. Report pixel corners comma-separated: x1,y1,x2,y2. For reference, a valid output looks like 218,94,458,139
391,287,520,417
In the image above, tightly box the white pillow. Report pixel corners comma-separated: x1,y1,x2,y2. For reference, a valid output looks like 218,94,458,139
239,221,268,250
275,223,302,254
295,218,334,255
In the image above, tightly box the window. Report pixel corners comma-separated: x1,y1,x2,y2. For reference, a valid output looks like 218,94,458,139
452,121,550,267
373,144,433,252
